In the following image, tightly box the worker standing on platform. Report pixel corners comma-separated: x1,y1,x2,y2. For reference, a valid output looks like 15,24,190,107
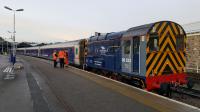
58,50,65,68
52,50,58,68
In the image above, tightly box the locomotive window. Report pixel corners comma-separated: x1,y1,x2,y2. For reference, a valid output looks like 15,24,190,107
176,35,184,51
124,40,131,54
149,33,159,51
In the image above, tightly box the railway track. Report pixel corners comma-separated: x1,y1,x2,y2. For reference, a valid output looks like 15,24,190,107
172,86,200,99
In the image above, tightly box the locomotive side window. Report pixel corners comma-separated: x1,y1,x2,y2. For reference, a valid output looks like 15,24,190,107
124,40,131,54
176,35,184,51
149,33,159,51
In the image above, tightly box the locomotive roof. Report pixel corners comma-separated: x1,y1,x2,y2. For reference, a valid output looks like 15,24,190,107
88,23,154,42
124,23,154,37
89,31,125,42
89,21,185,42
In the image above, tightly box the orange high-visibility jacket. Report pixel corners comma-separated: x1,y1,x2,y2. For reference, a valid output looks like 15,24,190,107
58,50,65,58
53,52,57,60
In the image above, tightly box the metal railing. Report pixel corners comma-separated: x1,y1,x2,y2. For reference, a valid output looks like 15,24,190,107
186,66,199,74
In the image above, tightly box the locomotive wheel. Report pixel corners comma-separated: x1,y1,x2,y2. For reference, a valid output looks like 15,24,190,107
159,83,171,97
139,80,146,89
187,78,194,89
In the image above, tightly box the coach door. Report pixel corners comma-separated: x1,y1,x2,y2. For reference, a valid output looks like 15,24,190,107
122,38,132,73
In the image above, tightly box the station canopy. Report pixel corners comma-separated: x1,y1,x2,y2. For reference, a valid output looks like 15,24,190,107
183,21,200,34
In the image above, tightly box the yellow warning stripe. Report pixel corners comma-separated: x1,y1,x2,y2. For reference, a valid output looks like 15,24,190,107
158,22,167,34
160,37,176,52
171,23,178,35
153,52,168,74
159,26,176,45
174,52,184,68
146,53,162,77
180,52,186,65
151,23,160,33
146,52,155,65
158,59,177,76
168,52,180,71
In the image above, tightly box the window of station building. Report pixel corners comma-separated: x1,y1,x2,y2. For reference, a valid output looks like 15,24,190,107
123,40,131,54
149,33,159,52
176,35,184,51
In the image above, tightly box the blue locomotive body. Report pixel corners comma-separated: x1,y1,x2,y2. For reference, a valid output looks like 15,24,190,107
86,32,123,73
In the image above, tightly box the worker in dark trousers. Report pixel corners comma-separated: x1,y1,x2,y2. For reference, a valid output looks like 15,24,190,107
52,50,58,68
58,50,65,68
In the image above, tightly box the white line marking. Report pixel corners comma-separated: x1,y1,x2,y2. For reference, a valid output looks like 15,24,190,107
4,67,9,72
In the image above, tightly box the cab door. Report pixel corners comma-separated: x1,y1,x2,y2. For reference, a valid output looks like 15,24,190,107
132,37,140,73
121,38,132,73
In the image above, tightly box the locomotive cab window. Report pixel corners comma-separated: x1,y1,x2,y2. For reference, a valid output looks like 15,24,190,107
149,33,159,51
176,35,184,51
123,40,131,54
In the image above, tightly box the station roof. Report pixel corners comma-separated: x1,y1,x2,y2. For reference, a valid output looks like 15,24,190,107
183,21,200,34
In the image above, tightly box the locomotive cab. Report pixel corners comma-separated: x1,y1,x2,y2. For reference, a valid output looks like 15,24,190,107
121,36,146,77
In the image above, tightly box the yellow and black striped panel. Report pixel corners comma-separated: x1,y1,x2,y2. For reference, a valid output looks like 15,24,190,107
146,21,186,77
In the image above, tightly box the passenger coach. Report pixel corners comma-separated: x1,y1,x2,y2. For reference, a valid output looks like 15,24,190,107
17,39,87,67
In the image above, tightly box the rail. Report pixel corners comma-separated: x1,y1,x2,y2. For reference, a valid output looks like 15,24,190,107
172,86,200,99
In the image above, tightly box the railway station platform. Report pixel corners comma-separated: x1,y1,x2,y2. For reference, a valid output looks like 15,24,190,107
0,55,200,112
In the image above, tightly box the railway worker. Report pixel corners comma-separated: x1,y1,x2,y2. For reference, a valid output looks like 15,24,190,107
58,50,65,68
52,50,58,68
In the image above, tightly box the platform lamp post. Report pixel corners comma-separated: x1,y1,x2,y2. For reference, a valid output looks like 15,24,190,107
1,39,3,54
8,31,13,54
4,6,24,64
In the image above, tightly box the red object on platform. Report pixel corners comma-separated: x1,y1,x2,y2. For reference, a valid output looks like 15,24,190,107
65,59,69,65
65,52,69,65
146,73,188,91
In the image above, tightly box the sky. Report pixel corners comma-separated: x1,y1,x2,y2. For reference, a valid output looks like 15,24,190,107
0,0,200,43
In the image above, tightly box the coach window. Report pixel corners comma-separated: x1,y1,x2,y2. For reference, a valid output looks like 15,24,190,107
124,40,131,54
176,35,184,51
149,33,159,51
75,48,78,55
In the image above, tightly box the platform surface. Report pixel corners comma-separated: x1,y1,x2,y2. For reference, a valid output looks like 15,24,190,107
0,55,33,112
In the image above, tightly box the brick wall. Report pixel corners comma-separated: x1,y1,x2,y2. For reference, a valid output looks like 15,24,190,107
186,34,200,73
